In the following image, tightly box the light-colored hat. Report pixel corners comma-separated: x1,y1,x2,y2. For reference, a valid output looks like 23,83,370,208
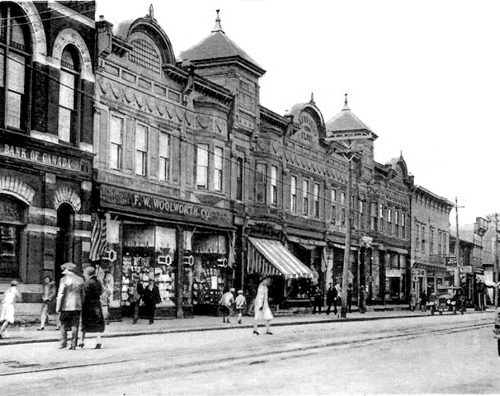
237,290,243,294
10,280,18,286
230,288,235,293
61,262,77,274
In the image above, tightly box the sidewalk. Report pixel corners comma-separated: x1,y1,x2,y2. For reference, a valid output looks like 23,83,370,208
0,307,492,346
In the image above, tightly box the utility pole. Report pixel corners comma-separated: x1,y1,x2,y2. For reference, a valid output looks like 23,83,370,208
495,214,499,308
454,197,462,287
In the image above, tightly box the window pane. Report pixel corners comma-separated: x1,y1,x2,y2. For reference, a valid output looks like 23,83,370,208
159,133,170,158
7,53,24,93
59,71,75,108
214,147,223,170
0,49,4,87
136,125,148,151
135,151,144,175
110,143,121,169
110,116,123,144
6,91,21,129
58,107,71,141
196,144,208,187
10,21,25,47
197,145,208,167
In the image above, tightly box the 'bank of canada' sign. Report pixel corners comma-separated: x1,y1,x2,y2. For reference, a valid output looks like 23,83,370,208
0,143,83,172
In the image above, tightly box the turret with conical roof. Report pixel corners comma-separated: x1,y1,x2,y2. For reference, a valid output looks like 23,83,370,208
180,10,265,135
326,94,377,139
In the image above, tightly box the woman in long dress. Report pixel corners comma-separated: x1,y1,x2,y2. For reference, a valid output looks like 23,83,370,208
253,277,273,335
80,266,105,349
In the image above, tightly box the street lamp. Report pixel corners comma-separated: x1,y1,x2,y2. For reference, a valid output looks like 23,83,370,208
325,131,372,318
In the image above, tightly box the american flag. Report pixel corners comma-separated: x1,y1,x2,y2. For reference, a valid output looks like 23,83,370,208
89,214,107,262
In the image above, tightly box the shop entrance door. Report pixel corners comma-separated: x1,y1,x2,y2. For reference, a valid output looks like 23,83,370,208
55,203,75,284
0,194,26,279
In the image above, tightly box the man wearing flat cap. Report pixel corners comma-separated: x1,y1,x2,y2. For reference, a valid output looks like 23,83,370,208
56,262,85,349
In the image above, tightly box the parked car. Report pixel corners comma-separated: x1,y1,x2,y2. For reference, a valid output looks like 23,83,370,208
430,287,464,315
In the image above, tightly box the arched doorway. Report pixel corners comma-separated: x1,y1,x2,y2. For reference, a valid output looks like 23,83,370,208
55,203,75,284
0,194,26,279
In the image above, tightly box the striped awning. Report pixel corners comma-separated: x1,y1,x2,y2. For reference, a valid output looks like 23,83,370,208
247,237,313,279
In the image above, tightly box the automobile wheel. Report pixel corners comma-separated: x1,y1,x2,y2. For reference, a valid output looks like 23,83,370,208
497,340,500,356
439,311,443,315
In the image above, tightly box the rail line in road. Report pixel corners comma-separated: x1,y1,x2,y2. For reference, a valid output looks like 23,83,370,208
0,316,492,396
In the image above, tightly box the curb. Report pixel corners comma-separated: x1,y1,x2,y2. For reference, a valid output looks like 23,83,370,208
0,310,491,346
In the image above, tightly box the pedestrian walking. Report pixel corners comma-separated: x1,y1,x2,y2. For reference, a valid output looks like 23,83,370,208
359,285,367,314
347,283,353,313
409,289,417,311
419,290,427,312
38,275,56,330
100,272,113,325
80,267,105,349
0,280,22,339
325,283,338,315
219,288,235,323
142,279,161,324
129,274,143,324
253,277,273,335
235,290,247,324
56,262,85,350
312,285,323,314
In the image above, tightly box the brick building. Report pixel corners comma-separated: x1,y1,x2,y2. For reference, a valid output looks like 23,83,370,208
0,2,95,303
410,186,453,295
94,7,237,317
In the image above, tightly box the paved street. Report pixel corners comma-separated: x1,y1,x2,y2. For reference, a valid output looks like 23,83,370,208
0,312,496,395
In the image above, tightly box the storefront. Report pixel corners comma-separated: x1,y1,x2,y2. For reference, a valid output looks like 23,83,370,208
97,184,235,318
245,237,313,308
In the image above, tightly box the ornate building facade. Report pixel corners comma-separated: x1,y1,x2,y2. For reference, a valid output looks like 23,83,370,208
0,2,95,302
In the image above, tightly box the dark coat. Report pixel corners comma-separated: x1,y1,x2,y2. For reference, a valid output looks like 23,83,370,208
82,276,105,333
326,287,338,304
142,284,161,308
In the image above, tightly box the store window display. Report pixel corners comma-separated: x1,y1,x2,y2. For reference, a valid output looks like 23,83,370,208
120,225,177,309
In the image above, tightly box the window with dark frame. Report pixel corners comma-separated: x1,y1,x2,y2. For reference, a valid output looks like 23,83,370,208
196,144,209,188
256,163,267,204
135,124,148,176
331,189,337,222
313,183,320,218
0,5,29,131
159,132,170,181
302,179,309,216
270,165,278,206
290,176,297,213
213,147,223,191
236,157,243,201
109,115,123,170
58,47,79,143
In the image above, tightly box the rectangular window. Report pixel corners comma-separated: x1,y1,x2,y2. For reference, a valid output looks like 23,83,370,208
313,183,320,218
236,157,243,201
109,115,123,170
331,190,337,222
302,179,309,216
416,223,421,251
196,144,209,188
387,208,392,235
135,124,148,176
270,165,278,206
340,192,346,205
159,132,170,181
6,53,25,130
341,208,346,226
290,176,297,213
256,163,267,203
213,147,223,191
430,228,434,254
421,225,426,252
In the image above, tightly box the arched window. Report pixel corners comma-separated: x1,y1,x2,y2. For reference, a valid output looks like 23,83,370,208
0,4,30,130
58,46,80,143
129,38,161,73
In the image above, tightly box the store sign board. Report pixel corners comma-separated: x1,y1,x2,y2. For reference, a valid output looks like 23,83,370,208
100,185,233,227
460,265,473,274
386,269,401,277
0,143,85,172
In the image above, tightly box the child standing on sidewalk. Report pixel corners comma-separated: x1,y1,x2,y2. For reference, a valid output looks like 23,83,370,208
235,290,247,324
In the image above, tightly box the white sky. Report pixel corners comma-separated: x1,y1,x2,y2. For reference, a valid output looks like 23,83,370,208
96,0,500,226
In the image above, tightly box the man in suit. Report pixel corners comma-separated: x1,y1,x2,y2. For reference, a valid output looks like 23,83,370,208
56,262,85,350
142,279,161,324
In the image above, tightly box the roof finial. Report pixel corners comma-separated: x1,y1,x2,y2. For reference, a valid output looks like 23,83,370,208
310,92,315,104
148,4,155,20
212,9,225,34
342,93,350,111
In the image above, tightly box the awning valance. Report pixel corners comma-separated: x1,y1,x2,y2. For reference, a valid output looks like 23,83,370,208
247,237,313,279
